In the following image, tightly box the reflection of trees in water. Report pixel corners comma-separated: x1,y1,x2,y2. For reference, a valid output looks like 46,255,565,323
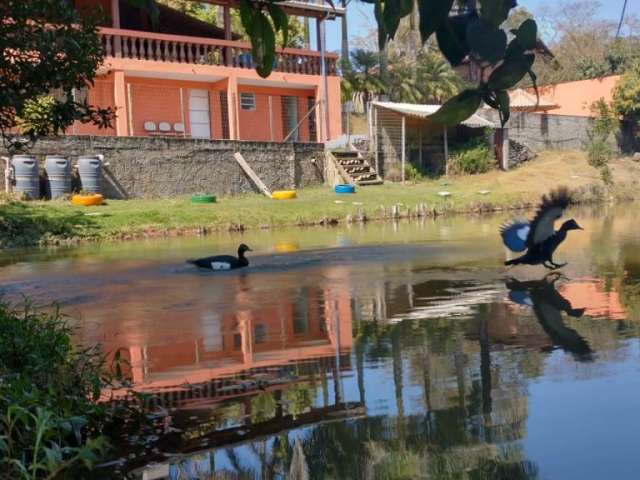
590,212,640,324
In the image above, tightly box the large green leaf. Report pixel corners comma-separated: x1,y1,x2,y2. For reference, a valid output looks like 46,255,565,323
496,89,510,125
374,0,387,50
466,18,507,64
267,3,289,48
253,11,276,78
419,0,455,43
487,53,534,90
383,0,413,42
513,18,537,50
480,0,516,27
427,88,482,126
436,15,471,66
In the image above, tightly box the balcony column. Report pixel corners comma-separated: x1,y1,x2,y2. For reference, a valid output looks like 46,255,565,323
223,6,232,65
227,76,239,140
113,71,129,136
110,0,120,28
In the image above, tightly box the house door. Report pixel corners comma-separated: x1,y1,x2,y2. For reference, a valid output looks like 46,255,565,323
282,96,299,142
189,89,211,139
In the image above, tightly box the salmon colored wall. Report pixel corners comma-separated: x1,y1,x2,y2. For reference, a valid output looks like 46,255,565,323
531,76,620,117
236,85,315,142
128,80,185,137
124,77,227,138
72,76,117,136
102,55,342,141
560,279,626,320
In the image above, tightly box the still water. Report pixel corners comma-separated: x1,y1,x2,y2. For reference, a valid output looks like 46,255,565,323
2,205,640,479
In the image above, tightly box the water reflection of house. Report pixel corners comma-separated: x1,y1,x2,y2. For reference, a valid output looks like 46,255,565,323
559,278,626,320
111,268,353,405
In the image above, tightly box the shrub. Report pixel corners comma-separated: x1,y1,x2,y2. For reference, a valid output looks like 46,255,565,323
587,99,617,186
0,302,112,478
449,137,494,175
0,302,157,478
404,163,423,182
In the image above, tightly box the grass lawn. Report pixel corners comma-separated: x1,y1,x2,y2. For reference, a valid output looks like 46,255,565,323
2,151,639,247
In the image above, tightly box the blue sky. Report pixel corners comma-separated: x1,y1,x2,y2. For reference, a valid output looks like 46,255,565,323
321,0,639,52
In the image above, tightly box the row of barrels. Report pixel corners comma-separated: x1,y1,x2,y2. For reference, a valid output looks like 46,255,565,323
8,155,103,200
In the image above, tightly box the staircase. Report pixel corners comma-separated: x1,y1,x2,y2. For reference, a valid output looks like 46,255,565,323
330,149,383,186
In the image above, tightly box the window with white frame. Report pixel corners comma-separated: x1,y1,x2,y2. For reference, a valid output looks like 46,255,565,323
240,93,256,111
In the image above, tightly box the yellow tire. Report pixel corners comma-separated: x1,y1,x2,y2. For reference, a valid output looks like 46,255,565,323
272,190,297,200
71,194,103,206
275,241,299,253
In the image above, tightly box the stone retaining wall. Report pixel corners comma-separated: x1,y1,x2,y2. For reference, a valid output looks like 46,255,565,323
480,110,626,153
7,136,325,199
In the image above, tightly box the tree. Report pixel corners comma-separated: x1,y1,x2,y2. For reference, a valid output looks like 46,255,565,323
133,0,542,124
0,0,114,152
416,52,463,103
341,49,385,109
613,60,640,120
530,1,640,85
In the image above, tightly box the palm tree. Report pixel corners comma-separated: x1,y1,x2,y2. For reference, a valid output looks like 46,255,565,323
342,49,386,111
416,52,463,103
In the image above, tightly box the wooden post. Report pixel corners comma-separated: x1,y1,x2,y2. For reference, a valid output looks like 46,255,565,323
319,16,330,141
501,127,510,171
223,6,232,65
227,77,238,140
113,71,128,136
126,82,133,136
234,152,272,198
374,106,379,175
444,126,449,176
268,96,274,141
401,114,406,183
179,88,186,138
419,124,423,170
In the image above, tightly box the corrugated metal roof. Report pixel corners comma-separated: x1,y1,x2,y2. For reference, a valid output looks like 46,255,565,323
372,101,496,128
509,89,558,111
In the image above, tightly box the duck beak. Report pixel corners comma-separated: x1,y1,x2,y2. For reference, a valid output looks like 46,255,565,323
247,247,253,252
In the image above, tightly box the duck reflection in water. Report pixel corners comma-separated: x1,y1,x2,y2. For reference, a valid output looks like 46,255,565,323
506,273,593,361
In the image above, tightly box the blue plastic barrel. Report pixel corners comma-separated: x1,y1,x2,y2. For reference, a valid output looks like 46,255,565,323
77,155,102,194
44,155,71,199
11,155,40,199
335,184,356,194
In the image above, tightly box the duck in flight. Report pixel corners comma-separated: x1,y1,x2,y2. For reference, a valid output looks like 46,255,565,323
506,273,593,361
188,244,252,271
501,187,582,269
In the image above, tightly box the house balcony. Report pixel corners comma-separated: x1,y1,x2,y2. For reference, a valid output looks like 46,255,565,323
99,27,339,76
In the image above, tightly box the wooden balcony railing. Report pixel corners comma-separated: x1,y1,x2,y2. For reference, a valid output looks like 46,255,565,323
99,28,338,76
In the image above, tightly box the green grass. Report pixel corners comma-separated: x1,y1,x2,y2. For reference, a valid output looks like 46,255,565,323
2,150,640,248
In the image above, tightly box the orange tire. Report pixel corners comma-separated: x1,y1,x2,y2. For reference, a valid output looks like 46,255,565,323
71,194,103,206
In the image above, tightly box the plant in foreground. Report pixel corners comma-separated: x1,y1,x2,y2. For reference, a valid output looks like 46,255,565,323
0,302,156,479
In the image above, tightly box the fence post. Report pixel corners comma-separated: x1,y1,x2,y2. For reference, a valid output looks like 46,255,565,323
501,127,510,171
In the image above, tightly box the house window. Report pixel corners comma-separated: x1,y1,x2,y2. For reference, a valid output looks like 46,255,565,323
240,93,256,111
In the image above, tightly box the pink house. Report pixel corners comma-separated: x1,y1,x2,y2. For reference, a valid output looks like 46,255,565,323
71,0,343,143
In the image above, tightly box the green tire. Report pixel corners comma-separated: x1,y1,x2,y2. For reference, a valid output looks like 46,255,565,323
191,194,217,204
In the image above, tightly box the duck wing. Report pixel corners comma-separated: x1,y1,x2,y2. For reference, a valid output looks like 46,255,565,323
501,220,530,252
533,300,593,360
526,187,571,248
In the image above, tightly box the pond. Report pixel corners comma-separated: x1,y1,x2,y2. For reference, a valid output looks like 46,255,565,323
1,205,640,479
